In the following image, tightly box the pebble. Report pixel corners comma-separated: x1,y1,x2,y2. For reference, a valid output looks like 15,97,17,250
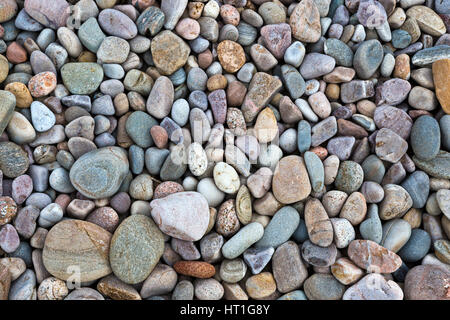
30,101,55,133
8,269,35,300
194,278,224,300
348,240,402,273
140,264,177,298
334,161,364,194
42,220,111,282
290,0,322,43
398,229,431,262
69,147,129,199
304,198,334,247
150,192,209,241
300,53,336,79
222,222,264,259
0,142,29,178
375,128,408,163
404,265,450,300
272,155,312,204
343,273,403,300
436,189,450,219
151,31,190,76
61,63,104,95
380,184,413,220
331,258,364,285
255,206,300,249
304,274,345,300
433,58,450,113
381,219,412,253
110,215,164,284
245,272,276,299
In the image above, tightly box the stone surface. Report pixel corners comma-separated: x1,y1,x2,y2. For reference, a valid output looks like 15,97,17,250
109,215,164,284
42,220,112,282
150,192,209,241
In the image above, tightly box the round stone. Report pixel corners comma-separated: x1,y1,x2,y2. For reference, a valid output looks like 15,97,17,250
42,220,112,282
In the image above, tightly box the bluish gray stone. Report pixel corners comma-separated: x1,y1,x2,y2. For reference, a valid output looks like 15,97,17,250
103,64,125,80
292,219,309,243
278,290,308,300
159,144,187,181
413,151,450,179
401,171,430,208
361,155,385,184
49,168,75,193
171,99,190,126
8,269,36,300
222,222,264,259
61,95,91,110
188,90,208,111
412,45,450,66
255,206,300,249
145,147,170,176
78,17,106,53
92,95,115,116
69,147,129,199
359,204,382,243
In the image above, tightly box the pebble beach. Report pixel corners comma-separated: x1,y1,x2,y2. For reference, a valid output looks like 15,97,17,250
0,0,448,301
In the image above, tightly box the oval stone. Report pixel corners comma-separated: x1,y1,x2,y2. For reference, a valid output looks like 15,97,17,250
109,215,164,284
150,192,210,241
254,206,300,249
272,155,312,204
411,115,441,161
347,240,402,273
